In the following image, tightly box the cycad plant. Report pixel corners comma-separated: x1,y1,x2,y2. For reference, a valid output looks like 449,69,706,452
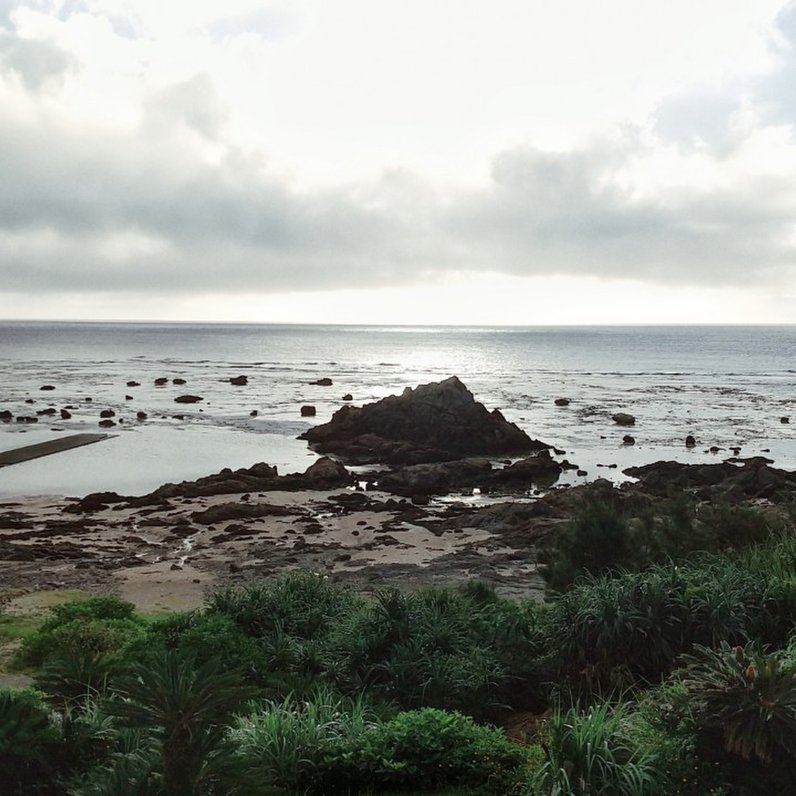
108,651,257,796
680,642,796,766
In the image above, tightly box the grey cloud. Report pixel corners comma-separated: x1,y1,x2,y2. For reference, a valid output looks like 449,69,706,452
0,103,794,295
143,75,230,141
0,30,75,89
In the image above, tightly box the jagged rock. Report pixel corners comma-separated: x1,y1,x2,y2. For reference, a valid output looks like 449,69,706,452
175,395,203,404
490,450,563,486
59,409,71,419
612,413,636,426
300,376,544,465
301,405,316,417
782,417,790,424
130,458,350,503
625,457,796,501
191,502,292,525
378,458,493,497
229,375,248,386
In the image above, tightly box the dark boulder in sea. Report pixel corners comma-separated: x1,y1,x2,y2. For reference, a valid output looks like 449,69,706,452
625,457,796,501
229,375,248,386
98,419,116,428
136,411,147,420
16,416,38,423
250,409,258,417
36,408,56,416
174,395,203,404
126,381,140,387
342,394,353,401
154,377,168,386
782,416,790,424
554,398,570,406
685,434,696,447
0,410,13,422
173,378,186,385
312,377,333,386
301,405,317,417
623,435,635,445
299,376,545,465
40,385,55,391
612,412,635,426
100,409,115,418
125,395,133,401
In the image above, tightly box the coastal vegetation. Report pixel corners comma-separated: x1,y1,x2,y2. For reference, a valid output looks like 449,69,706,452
3,491,796,794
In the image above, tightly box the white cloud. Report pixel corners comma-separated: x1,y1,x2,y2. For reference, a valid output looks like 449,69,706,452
1,0,796,322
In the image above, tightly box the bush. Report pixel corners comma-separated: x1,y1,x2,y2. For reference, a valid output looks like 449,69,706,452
0,688,62,794
17,596,145,669
356,707,528,794
328,588,547,718
231,688,378,793
529,702,662,795
681,643,796,770
541,490,635,592
546,537,796,688
206,571,361,642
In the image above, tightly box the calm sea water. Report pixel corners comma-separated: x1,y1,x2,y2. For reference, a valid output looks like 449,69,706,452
1,322,795,497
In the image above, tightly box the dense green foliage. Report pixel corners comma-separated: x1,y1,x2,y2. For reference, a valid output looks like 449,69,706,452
4,495,796,794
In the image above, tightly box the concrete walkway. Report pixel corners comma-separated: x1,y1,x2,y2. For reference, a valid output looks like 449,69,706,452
0,433,112,467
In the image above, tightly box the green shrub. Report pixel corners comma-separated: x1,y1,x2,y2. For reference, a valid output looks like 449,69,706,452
546,537,796,688
357,707,528,794
328,588,546,718
206,571,361,641
541,490,635,592
17,597,145,669
681,643,796,768
19,617,147,669
529,702,662,795
0,688,62,794
231,687,378,793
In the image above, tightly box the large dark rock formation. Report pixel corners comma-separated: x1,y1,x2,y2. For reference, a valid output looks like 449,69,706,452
299,376,544,464
625,457,796,501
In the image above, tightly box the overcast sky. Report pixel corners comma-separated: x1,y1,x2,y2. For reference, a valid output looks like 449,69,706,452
2,0,796,324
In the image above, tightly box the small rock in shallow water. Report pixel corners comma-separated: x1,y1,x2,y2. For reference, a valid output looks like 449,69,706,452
554,398,570,406
782,416,790,424
301,405,317,417
685,434,696,448
612,412,635,426
622,435,635,445
229,375,248,386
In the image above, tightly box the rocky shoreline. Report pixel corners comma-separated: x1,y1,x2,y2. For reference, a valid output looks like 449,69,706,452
2,377,795,612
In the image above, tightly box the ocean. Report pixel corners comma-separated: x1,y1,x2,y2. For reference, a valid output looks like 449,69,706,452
1,322,795,498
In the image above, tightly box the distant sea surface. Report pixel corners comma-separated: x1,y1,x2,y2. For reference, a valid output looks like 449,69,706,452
1,322,795,498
